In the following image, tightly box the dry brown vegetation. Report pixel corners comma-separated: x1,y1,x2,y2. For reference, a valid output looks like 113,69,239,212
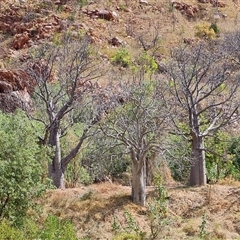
41,181,240,239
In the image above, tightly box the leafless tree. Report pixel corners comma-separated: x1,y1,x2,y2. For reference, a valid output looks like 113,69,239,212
165,42,240,186
26,35,107,189
223,30,240,66
99,75,169,206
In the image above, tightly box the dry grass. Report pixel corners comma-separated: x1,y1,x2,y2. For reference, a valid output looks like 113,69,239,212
40,182,240,239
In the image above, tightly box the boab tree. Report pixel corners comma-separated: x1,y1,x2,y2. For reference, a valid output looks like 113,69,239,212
26,35,106,189
99,77,169,206
166,42,240,186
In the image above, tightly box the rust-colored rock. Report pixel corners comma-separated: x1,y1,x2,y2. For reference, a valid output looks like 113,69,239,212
0,81,13,93
12,32,30,50
172,1,199,18
84,9,117,21
210,0,226,7
0,69,34,112
0,69,34,93
0,22,10,32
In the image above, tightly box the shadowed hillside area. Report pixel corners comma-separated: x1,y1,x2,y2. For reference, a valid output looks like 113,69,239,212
1,0,240,239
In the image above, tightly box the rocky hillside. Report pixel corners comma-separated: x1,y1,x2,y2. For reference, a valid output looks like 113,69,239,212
0,0,239,112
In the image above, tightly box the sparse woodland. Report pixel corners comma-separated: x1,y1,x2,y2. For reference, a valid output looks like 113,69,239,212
1,0,240,239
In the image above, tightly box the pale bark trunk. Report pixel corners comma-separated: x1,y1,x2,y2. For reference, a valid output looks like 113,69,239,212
131,158,146,206
189,133,206,186
49,128,65,189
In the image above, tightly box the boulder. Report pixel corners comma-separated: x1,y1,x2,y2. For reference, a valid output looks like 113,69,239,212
0,69,34,112
109,37,125,46
12,32,30,50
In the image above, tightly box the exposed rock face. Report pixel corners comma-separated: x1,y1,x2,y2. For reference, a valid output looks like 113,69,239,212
198,0,226,7
0,5,69,50
172,1,200,18
83,9,118,21
0,69,34,112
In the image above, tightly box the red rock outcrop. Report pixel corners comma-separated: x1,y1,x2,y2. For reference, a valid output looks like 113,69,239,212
0,69,34,112
0,4,71,50
172,1,200,18
83,9,118,21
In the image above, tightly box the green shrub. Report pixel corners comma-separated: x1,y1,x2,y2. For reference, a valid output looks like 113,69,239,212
113,232,143,240
195,22,216,40
111,49,132,68
205,131,236,182
210,23,220,35
38,215,78,240
0,220,25,240
0,111,49,226
136,52,158,74
0,215,78,240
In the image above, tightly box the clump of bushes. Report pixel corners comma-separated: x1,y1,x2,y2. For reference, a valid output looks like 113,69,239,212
195,22,219,40
111,49,132,68
0,215,78,240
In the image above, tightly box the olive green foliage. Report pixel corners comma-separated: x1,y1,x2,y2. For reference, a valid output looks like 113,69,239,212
205,131,240,182
111,49,132,67
0,111,49,226
195,22,216,40
228,136,240,179
113,232,143,240
0,215,78,240
205,131,233,182
38,215,78,240
210,23,220,35
199,213,208,238
0,220,25,240
65,157,93,186
136,52,158,74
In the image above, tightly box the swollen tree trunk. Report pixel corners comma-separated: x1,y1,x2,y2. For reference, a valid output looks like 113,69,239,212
131,157,146,206
189,133,206,186
49,127,65,189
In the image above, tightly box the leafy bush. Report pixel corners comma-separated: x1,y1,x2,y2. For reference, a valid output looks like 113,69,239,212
111,49,132,67
0,111,49,225
65,157,93,187
0,215,78,240
227,136,240,179
113,232,143,240
0,220,25,240
38,215,78,240
195,22,216,40
210,23,220,35
205,131,238,182
136,52,158,74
